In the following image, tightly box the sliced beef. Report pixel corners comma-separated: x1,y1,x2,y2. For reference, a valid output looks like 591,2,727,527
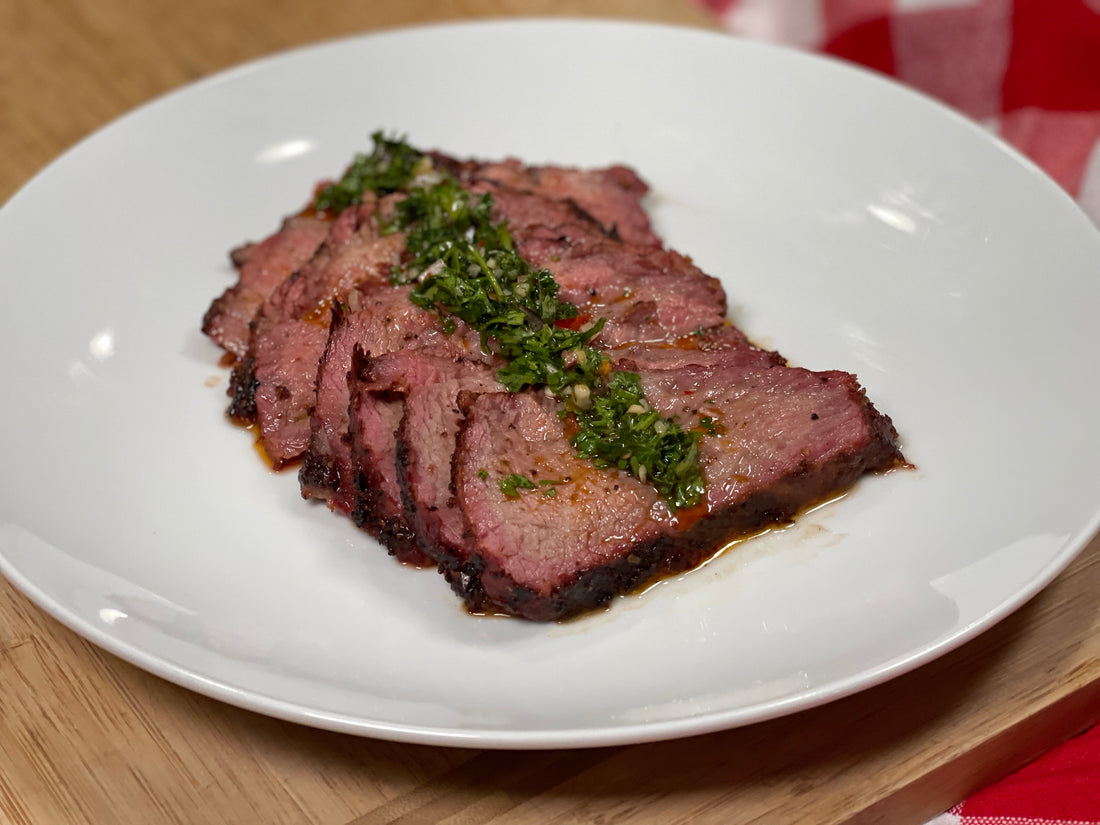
342,349,500,565
237,200,408,467
227,165,704,460
431,154,660,247
301,182,727,495
346,360,425,565
452,391,673,620
352,331,778,583
633,359,901,530
225,204,384,422
606,327,785,376
257,200,404,326
208,152,656,360
451,348,903,620
206,144,907,622
203,213,331,359
485,183,727,345
605,325,764,370
227,168,666,463
250,319,332,464
391,356,502,560
299,287,487,514
555,244,728,347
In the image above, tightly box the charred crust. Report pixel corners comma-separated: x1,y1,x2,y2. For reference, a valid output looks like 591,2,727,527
349,344,374,384
299,450,338,496
441,535,672,622
201,292,229,339
229,242,254,269
438,556,488,611
377,517,432,566
227,356,258,422
349,486,376,531
394,417,418,525
449,435,907,622
350,492,432,567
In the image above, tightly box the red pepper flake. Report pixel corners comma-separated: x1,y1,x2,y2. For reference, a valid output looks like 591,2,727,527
553,314,590,331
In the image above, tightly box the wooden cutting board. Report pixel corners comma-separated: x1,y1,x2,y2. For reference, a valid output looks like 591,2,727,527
3,2,1100,823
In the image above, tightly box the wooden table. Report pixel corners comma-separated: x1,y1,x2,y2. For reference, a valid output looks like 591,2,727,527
3,2,1100,822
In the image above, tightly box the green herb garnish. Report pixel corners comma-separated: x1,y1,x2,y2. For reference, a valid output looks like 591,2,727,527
393,182,607,395
571,372,706,511
314,132,426,215
499,473,538,498
498,476,562,499
329,135,708,509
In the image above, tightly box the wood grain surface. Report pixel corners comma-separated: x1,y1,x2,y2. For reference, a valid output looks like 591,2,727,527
3,2,1100,824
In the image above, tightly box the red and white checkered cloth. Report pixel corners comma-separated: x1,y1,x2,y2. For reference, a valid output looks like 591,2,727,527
696,1,1100,821
926,723,1100,823
698,0,1100,228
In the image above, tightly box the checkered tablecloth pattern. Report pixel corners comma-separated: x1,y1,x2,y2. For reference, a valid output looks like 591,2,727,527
697,1,1100,821
699,0,1100,228
926,723,1100,823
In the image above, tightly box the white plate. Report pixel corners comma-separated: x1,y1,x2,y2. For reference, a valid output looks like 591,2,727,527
2,20,1099,749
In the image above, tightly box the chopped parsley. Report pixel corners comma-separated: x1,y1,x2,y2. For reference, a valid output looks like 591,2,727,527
314,132,427,215
392,180,606,395
322,135,708,509
572,372,706,510
499,473,538,498
539,479,561,498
